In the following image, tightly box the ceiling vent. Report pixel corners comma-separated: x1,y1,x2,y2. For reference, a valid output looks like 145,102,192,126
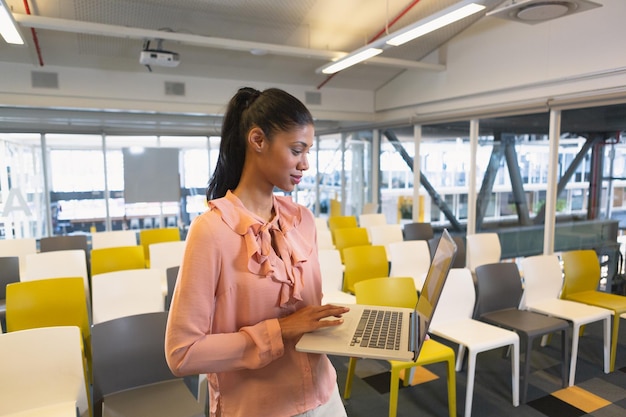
487,0,602,24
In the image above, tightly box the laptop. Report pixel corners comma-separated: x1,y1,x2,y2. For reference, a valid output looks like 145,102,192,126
296,229,457,362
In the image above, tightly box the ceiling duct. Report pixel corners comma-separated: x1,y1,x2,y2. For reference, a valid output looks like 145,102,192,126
487,0,602,24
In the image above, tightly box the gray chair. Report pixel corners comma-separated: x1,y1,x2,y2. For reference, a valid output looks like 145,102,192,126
402,222,434,241
474,262,570,404
429,235,466,269
39,234,89,253
165,265,180,310
91,311,206,417
0,256,20,331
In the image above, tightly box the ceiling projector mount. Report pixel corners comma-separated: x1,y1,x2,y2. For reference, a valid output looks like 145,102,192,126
487,0,602,24
140,38,180,71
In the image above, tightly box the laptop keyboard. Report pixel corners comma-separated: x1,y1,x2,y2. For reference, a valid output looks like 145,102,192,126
351,309,403,350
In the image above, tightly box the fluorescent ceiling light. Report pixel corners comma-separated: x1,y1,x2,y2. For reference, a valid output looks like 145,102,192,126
0,0,25,45
387,3,486,46
320,47,383,75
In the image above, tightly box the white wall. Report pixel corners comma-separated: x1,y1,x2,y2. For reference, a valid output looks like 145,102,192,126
376,0,626,123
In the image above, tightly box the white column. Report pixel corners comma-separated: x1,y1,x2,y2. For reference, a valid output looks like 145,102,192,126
467,119,479,235
372,129,380,210
413,125,422,221
544,109,561,255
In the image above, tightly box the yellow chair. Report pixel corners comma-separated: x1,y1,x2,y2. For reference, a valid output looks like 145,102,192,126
333,227,370,262
139,228,181,268
343,277,456,417
561,249,626,372
329,198,342,217
342,245,388,294
90,245,146,276
5,277,92,379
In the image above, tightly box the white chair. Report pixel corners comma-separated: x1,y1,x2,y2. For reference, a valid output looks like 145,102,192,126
358,213,386,229
149,241,187,296
360,202,379,214
22,249,91,311
0,237,37,277
318,249,355,305
0,326,90,417
317,229,335,250
429,268,520,417
368,224,403,257
465,233,501,272
387,240,431,291
314,217,329,232
91,230,138,249
521,254,611,386
91,269,165,324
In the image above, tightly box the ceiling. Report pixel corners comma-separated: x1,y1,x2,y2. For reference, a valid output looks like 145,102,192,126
1,0,624,138
2,0,503,91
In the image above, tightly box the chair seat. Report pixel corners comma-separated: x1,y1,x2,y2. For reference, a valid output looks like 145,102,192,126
3,401,77,417
565,291,626,312
481,308,569,337
391,338,454,367
526,299,612,323
103,379,205,417
430,319,519,351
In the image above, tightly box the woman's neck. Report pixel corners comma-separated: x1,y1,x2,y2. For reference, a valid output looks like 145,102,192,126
232,187,274,222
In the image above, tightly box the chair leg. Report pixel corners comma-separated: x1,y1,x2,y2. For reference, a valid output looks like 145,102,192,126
456,345,466,372
610,313,620,372
343,357,358,399
569,325,580,386
446,353,457,417
561,328,570,388
511,340,520,407
603,316,611,374
388,367,402,417
521,337,532,404
465,351,477,417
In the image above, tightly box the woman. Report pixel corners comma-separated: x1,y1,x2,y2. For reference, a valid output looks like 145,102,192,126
165,87,349,417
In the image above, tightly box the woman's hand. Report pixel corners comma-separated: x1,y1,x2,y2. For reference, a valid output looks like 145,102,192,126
278,304,350,341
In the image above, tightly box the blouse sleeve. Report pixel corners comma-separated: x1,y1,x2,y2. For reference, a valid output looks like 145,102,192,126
164,213,285,376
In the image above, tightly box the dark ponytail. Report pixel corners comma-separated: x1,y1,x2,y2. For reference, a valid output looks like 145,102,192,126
206,87,314,201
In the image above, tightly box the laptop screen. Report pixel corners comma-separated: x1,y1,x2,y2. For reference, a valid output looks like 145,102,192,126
411,229,457,359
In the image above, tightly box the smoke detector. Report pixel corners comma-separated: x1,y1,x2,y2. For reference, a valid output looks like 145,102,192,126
487,0,602,24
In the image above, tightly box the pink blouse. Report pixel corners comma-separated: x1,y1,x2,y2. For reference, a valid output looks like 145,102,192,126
165,191,337,417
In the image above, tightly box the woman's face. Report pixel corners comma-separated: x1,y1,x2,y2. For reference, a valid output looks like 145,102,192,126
256,124,314,192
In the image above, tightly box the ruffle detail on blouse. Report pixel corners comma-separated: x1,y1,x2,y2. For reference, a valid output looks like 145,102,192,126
210,191,307,307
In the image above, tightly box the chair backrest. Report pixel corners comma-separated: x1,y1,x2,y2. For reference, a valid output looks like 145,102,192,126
388,240,431,291
333,227,370,262
474,262,524,318
0,237,37,276
520,254,564,308
91,230,138,249
149,240,186,271
318,249,344,294
139,228,181,265
22,250,90,305
361,202,379,214
465,233,501,272
358,213,387,229
317,228,335,250
0,256,20,300
314,217,329,231
368,224,404,254
561,249,602,296
0,326,89,416
91,269,165,324
430,268,475,326
39,234,89,253
343,245,388,293
165,266,180,310
354,277,417,309
90,245,146,276
403,222,434,241
329,198,342,217
91,312,178,407
429,235,466,269
5,277,91,367
327,215,358,233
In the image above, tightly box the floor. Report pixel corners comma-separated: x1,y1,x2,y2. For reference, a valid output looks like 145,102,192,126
331,319,626,417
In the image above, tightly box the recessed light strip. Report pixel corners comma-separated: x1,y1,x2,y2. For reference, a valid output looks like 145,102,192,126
386,3,486,46
320,47,383,75
0,0,25,45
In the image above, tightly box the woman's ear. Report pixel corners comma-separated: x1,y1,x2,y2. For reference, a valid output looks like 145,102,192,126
248,127,265,153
